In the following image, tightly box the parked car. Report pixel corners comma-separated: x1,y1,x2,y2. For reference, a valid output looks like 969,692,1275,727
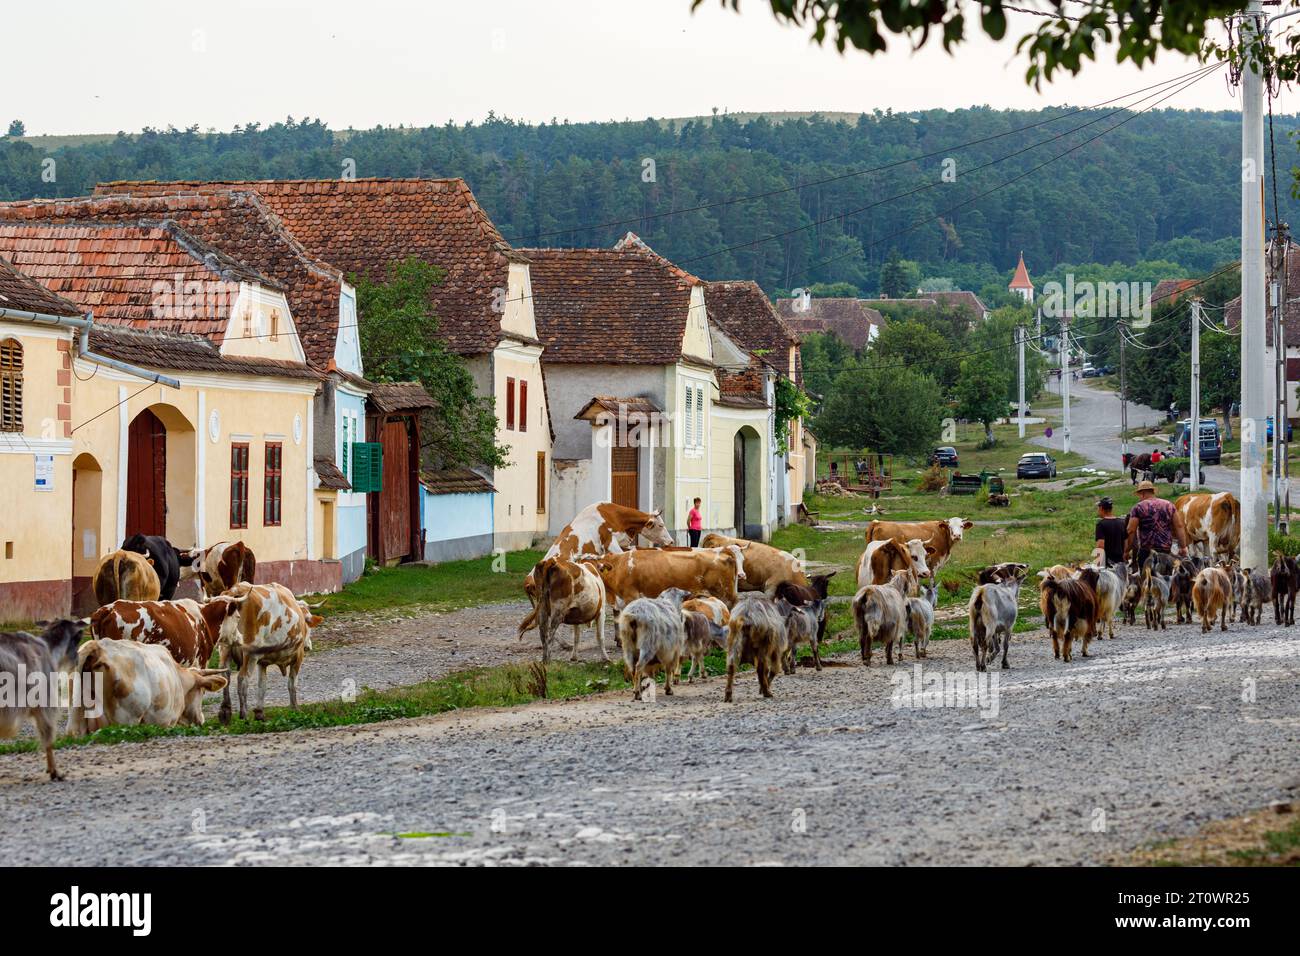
1266,416,1294,442
1169,418,1222,465
1016,452,1057,479
930,446,959,468
1080,364,1101,378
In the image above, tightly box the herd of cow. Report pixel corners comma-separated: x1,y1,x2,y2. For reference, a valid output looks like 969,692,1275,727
521,496,1279,703
0,535,322,781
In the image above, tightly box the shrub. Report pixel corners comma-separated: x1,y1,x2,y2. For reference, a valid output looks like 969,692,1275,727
917,464,947,492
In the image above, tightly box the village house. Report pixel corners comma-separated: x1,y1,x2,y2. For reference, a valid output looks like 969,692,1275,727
776,297,883,351
0,221,326,619
1226,240,1300,421
0,190,386,583
525,236,802,541
93,179,551,556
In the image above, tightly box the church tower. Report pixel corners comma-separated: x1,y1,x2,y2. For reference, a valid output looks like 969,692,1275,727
1009,252,1034,304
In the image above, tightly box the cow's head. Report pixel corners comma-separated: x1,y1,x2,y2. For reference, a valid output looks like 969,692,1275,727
175,547,201,580
947,518,974,540
638,510,675,548
724,543,748,581
902,538,931,580
180,668,230,726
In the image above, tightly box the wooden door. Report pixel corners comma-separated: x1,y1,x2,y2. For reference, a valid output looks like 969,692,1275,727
126,408,166,539
611,444,639,510
733,432,745,535
380,418,411,562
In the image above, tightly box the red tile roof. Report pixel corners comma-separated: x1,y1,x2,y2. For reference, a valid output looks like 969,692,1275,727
1,191,346,364
705,280,798,378
1010,252,1034,290
0,220,275,343
87,325,320,380
1225,242,1295,348
520,237,700,365
0,254,81,317
1148,278,1198,311
928,290,989,316
95,178,522,356
775,297,881,351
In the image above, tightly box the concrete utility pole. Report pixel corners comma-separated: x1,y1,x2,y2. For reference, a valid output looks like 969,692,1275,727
1017,323,1027,439
1060,314,1072,455
1241,0,1269,571
1273,243,1283,529
1191,299,1202,491
1119,323,1129,460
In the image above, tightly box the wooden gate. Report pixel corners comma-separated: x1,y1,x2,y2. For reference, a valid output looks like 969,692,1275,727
380,418,411,563
126,408,166,539
611,444,639,510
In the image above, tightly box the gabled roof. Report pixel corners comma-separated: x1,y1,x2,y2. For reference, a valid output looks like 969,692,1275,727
574,395,663,420
0,220,277,343
1010,252,1034,290
0,254,81,318
421,467,496,496
87,325,320,380
928,290,989,316
520,237,700,365
705,280,798,377
775,297,881,351
368,381,436,414
3,191,347,364
95,178,523,356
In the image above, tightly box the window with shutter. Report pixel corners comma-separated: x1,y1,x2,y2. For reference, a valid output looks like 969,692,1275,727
351,441,384,493
519,380,528,433
505,377,516,430
536,451,546,514
230,443,249,529
340,416,350,484
684,385,693,449
696,386,705,447
264,442,282,526
0,339,23,433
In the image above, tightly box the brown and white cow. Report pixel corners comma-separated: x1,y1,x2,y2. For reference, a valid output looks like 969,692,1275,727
855,538,928,589
700,533,807,595
865,517,973,574
68,639,228,734
92,550,161,606
525,557,607,663
89,598,237,668
520,502,674,633
181,540,257,599
212,582,320,723
1175,492,1240,560
595,546,746,610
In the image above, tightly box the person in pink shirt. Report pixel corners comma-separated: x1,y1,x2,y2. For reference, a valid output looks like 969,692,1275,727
688,497,703,547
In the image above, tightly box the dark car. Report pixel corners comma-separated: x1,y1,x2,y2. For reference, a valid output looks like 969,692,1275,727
1170,418,1222,465
930,446,959,468
1016,452,1057,479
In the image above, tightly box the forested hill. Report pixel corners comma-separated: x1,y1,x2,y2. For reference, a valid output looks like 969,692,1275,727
1,108,1295,299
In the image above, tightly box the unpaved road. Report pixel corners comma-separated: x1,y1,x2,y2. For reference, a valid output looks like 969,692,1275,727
1,611,1298,866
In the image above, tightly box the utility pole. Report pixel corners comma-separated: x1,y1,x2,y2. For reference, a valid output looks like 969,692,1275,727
1191,299,1202,492
1017,324,1026,439
1283,225,1293,533
1119,322,1128,461
1240,0,1269,571
1273,238,1283,529
1060,314,1072,455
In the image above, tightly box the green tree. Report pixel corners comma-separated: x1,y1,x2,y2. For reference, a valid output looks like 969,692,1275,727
955,354,1012,443
814,363,943,458
352,258,507,471
4,120,24,138
879,250,911,299
696,1,1267,87
874,319,959,393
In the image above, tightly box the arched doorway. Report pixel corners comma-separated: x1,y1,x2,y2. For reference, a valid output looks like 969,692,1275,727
72,452,104,614
126,408,167,538
733,426,762,539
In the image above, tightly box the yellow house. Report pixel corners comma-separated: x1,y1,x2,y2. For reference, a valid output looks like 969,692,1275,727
0,221,328,620
91,178,553,556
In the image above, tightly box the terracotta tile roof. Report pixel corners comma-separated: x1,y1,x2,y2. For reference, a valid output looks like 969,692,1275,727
928,290,988,316
775,297,881,351
314,457,351,491
1226,242,1297,348
520,237,700,364
0,220,276,344
715,392,770,410
95,178,522,356
1149,278,1198,311
1010,252,1034,290
87,325,320,379
574,395,663,420
0,254,81,317
421,467,496,495
705,280,798,377
2,191,346,364
368,381,435,413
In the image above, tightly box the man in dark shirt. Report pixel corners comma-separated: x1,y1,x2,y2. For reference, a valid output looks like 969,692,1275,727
1094,497,1126,566
1125,480,1188,566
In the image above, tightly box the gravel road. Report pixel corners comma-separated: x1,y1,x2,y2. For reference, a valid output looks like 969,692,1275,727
2,609,1297,866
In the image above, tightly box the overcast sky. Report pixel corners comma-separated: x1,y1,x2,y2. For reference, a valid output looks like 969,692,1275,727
8,0,1282,135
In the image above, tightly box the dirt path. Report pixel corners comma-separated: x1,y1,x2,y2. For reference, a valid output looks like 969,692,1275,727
3,612,1298,866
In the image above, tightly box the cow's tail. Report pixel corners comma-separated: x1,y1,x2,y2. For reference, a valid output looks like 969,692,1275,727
242,546,257,585
520,562,549,639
